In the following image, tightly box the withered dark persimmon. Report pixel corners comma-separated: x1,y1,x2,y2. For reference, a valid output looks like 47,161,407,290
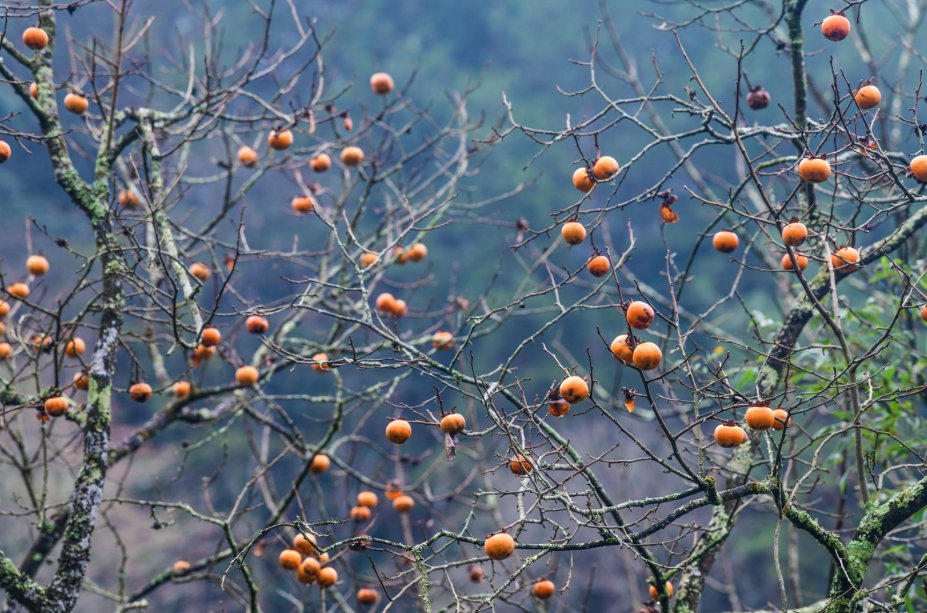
509,454,532,476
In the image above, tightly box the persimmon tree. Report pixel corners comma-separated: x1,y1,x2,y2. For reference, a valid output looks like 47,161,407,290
0,0,926,612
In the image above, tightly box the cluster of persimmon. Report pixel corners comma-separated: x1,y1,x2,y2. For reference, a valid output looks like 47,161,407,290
607,301,663,374
713,214,861,275
714,405,792,449
277,532,339,590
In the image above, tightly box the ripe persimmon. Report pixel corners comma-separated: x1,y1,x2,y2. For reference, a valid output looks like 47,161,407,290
714,422,747,448
910,155,927,183
781,253,809,271
173,381,191,397
357,491,378,507
341,146,364,166
310,453,330,474
649,581,674,600
375,292,400,316
782,221,807,246
393,495,414,513
26,255,49,276
235,365,260,386
798,157,831,183
317,566,338,588
189,262,210,282
172,560,191,575
311,352,330,373
370,72,395,95
407,243,428,262
65,337,85,357
359,253,379,268
268,129,293,151
854,84,881,110
0,343,11,360
0,141,10,164
237,146,258,168
921,305,927,323
7,282,30,299
561,221,587,245
821,13,850,41
592,156,619,180
559,375,589,404
484,533,516,560
44,396,68,417
28,82,38,99
609,335,633,365
0,300,10,317
771,408,792,431
63,93,88,115
293,533,317,556
192,344,215,365
572,167,594,192
712,231,739,253
294,555,322,580
831,246,860,272
310,153,331,172
129,382,153,403
245,315,269,334
357,587,379,605
533,580,555,599
279,549,302,570
291,196,314,214
392,299,408,318
745,405,775,430
22,27,49,50
626,301,655,329
386,419,412,444
587,255,610,277
632,342,662,371
200,327,221,347
509,454,532,476
384,482,402,501
440,413,466,435
118,190,140,208
73,372,89,390
432,331,453,350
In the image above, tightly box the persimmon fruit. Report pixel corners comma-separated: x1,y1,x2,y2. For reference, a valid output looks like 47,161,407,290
385,419,412,444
